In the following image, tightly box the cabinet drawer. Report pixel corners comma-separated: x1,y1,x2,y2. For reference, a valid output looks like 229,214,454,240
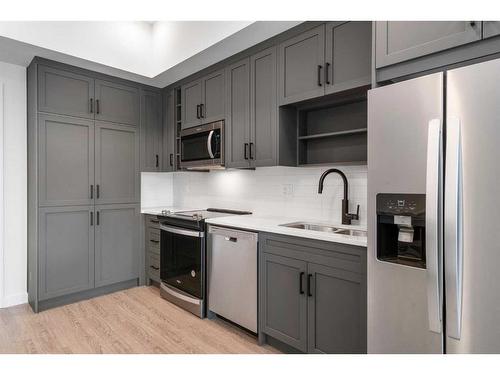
148,253,160,280
146,215,160,229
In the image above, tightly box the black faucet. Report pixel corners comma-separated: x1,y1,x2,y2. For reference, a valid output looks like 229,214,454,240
318,168,360,225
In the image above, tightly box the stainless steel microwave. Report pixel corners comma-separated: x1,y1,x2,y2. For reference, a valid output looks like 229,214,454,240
180,121,224,170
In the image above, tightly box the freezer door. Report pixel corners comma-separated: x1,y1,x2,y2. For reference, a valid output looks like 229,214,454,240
446,58,500,353
367,73,444,353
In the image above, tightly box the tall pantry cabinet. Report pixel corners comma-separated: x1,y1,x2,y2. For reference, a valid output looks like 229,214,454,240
28,58,146,312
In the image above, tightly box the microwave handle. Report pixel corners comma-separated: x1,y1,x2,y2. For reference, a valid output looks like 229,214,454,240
207,130,215,159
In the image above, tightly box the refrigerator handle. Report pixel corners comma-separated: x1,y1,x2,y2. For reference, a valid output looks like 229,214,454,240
426,119,443,334
445,117,464,340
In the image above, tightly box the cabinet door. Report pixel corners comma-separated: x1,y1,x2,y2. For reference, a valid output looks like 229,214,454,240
181,79,202,129
38,206,94,300
201,69,225,123
376,21,482,68
250,47,277,167
325,21,372,95
225,58,251,168
483,21,500,39
140,89,162,171
261,253,307,352
278,25,325,105
307,263,366,354
38,65,94,119
95,204,139,287
95,122,139,204
162,89,176,171
38,114,94,207
95,79,140,125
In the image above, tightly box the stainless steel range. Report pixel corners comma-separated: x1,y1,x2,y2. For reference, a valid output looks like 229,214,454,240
158,208,251,318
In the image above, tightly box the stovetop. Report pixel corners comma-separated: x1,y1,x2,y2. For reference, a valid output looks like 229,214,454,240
168,208,252,221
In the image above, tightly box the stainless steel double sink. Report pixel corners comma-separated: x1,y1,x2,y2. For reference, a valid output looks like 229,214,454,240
279,221,367,237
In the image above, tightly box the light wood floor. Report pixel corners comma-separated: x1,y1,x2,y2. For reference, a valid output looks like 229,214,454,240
0,286,279,354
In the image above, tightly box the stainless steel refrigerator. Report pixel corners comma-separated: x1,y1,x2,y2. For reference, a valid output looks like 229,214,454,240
367,57,500,353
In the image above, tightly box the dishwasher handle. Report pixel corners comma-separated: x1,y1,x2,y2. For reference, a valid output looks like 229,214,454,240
208,225,258,243
225,236,237,243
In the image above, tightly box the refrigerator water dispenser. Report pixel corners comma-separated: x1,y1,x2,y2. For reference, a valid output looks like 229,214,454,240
376,193,426,269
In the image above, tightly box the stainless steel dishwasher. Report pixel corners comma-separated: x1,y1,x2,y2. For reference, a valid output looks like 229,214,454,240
207,225,258,333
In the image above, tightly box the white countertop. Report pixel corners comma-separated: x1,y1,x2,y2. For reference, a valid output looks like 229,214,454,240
205,214,367,247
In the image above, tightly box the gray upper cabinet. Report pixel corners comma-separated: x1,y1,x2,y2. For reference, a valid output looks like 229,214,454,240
261,252,308,352
38,206,94,301
375,21,482,68
182,69,225,129
140,89,162,172
225,58,251,168
225,47,278,168
250,46,278,167
201,69,225,123
325,21,372,94
483,21,500,39
278,25,325,105
307,263,365,354
38,114,94,207
181,79,203,129
95,79,140,125
162,89,176,171
95,122,139,204
38,65,94,119
94,204,139,288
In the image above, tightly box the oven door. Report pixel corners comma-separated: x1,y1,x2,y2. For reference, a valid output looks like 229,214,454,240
160,224,204,299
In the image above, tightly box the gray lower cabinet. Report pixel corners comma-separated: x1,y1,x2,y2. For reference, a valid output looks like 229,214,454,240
325,21,371,94
38,114,94,207
279,25,326,105
95,204,140,288
145,215,161,284
38,206,95,301
225,58,251,168
307,262,365,353
95,79,140,125
259,232,367,354
95,122,139,204
140,88,162,171
37,65,94,119
483,21,500,39
375,21,482,68
261,253,308,352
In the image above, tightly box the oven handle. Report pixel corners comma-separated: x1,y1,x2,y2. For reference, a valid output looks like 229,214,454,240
160,224,204,238
207,130,215,159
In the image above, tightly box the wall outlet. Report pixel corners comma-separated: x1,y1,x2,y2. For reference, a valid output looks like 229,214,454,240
282,184,294,197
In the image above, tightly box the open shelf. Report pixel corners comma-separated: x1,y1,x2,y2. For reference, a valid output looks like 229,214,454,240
296,89,368,166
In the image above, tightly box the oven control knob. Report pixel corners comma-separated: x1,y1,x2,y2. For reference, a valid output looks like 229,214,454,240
191,270,196,278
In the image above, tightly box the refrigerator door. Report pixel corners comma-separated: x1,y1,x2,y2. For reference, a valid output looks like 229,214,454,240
367,73,444,353
446,58,500,353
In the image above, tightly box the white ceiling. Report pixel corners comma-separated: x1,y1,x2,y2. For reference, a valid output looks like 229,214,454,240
0,21,301,87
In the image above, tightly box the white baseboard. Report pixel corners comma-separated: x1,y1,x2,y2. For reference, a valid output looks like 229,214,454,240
1,292,28,308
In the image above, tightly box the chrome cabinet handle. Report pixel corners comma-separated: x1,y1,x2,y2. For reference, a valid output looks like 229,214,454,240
426,118,443,334
445,117,464,340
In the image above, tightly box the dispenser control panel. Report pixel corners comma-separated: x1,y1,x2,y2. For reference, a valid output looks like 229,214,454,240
376,193,425,217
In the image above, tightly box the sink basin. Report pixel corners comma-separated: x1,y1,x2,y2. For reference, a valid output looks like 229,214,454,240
280,222,367,237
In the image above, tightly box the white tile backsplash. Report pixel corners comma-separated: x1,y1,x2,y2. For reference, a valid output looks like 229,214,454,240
155,165,368,226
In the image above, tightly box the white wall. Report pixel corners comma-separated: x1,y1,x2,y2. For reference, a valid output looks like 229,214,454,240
172,166,367,226
0,61,27,308
141,166,367,226
141,172,174,210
